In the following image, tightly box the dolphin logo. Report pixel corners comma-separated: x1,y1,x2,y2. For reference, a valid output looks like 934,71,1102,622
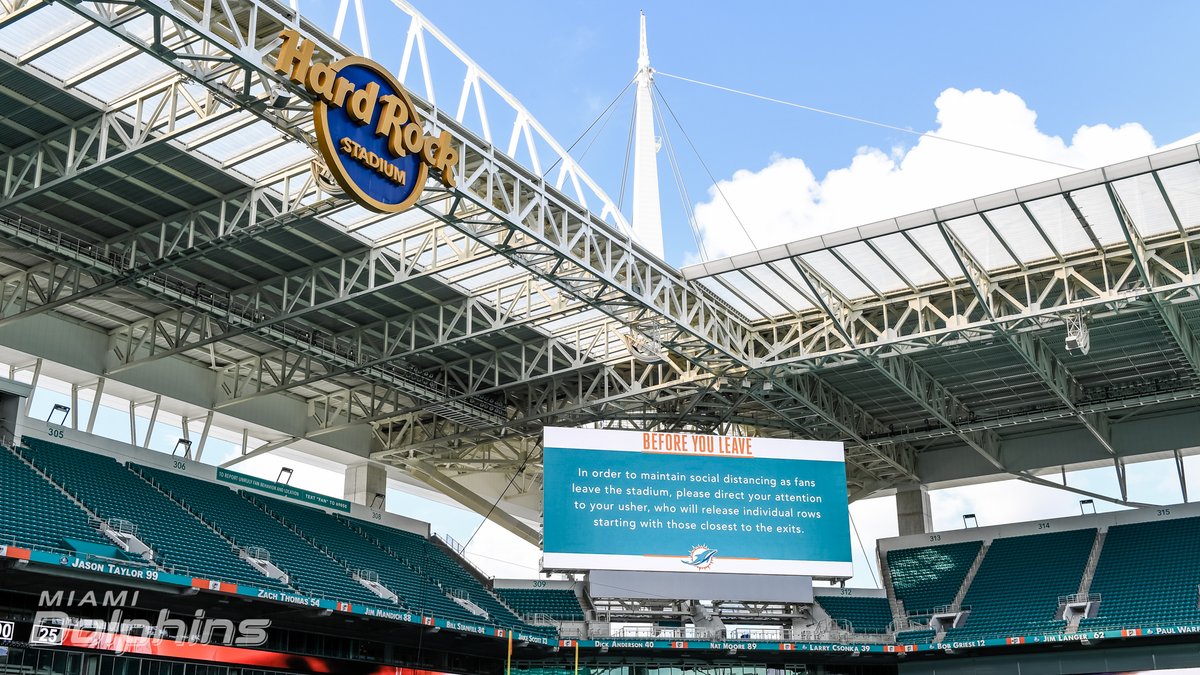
682,545,718,569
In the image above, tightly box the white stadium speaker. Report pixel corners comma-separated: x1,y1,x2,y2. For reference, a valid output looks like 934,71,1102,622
1064,313,1091,355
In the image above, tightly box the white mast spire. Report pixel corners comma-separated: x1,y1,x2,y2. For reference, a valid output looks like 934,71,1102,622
631,11,664,258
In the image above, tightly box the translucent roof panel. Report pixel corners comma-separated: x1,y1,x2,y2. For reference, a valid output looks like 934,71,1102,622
0,4,88,58
234,142,314,179
869,233,942,287
540,308,607,334
328,204,381,229
944,214,1018,270
1063,185,1124,248
905,226,964,280
26,26,132,86
725,271,788,317
1112,173,1179,238
762,262,816,311
835,241,903,294
75,52,172,104
698,276,761,320
800,250,873,299
198,120,288,166
446,263,518,292
984,205,1056,263
1158,163,1200,230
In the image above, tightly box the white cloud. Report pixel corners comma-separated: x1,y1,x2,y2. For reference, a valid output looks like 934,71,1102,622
692,88,1159,260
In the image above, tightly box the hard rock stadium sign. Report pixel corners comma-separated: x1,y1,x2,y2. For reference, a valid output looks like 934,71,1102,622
274,29,459,213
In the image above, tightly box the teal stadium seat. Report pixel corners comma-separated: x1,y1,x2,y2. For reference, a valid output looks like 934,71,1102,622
887,540,981,615
0,445,112,553
132,464,388,608
495,588,586,622
19,439,273,587
943,528,1095,640
1080,517,1200,630
814,595,892,633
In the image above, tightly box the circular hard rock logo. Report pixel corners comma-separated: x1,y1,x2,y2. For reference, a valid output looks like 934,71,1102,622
274,29,458,213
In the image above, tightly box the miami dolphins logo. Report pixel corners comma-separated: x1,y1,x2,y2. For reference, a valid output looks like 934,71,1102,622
682,545,718,569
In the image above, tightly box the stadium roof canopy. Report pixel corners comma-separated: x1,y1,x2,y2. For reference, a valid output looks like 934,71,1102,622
1,0,1199,542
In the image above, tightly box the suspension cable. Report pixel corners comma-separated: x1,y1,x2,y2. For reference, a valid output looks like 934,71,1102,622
657,70,1083,171
651,87,709,260
542,76,636,178
654,82,760,251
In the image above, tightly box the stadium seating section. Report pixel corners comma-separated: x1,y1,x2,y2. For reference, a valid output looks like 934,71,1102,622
944,529,1095,640
814,595,892,633
887,540,981,615
132,464,384,607
0,445,114,553
16,435,1200,644
19,439,271,587
346,517,543,634
247,491,529,628
496,588,586,622
1081,517,1200,629
0,437,548,636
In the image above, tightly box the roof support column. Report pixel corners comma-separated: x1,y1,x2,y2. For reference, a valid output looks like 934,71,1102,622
345,461,388,510
896,482,932,536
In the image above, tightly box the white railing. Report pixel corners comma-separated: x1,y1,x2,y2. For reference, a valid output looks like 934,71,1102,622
437,533,466,556
244,546,271,562
107,518,138,536
1060,592,1101,605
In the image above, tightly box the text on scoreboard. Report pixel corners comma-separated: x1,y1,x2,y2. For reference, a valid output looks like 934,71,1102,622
542,427,852,577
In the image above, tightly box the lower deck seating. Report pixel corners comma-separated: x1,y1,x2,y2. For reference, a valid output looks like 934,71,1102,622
814,595,892,633
351,520,545,635
246,492,471,620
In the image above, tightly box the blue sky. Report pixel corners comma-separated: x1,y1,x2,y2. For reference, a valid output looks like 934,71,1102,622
289,0,1200,265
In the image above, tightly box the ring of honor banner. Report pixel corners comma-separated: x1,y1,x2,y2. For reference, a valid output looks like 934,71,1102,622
542,427,852,577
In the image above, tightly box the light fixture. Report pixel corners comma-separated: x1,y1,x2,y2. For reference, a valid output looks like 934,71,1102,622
1079,499,1096,515
172,438,192,458
48,403,70,425
267,85,292,109
962,513,978,528
1065,312,1091,355
622,332,666,363
276,467,294,485
370,492,385,509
